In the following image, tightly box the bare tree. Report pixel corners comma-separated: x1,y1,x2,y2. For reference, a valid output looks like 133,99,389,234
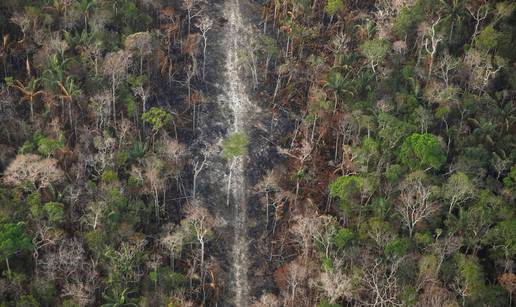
192,154,207,201
437,52,459,87
89,90,112,129
144,155,166,223
184,203,214,300
360,258,403,307
466,1,490,45
463,48,503,93
195,16,213,80
131,81,150,115
124,32,153,74
285,259,308,305
396,172,440,237
182,0,203,34
3,154,64,189
184,203,214,270
290,215,322,260
102,50,132,125
160,223,185,269
319,257,353,304
424,17,442,80
82,201,108,230
418,284,458,307
252,293,281,307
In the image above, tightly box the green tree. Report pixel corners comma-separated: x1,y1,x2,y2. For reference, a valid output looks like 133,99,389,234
483,219,516,272
398,133,446,170
393,3,425,37
329,175,375,212
456,255,487,304
43,202,65,225
142,107,173,132
76,0,97,31
443,172,475,214
475,25,504,51
0,223,33,273
34,133,65,158
360,38,389,73
325,0,345,16
324,70,354,113
332,228,354,250
384,238,411,258
222,132,249,159
101,288,138,307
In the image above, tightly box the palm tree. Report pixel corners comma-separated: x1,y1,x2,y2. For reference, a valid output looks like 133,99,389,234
43,54,69,86
77,0,97,31
101,288,138,307
12,78,44,121
43,54,71,119
324,70,354,113
438,0,467,44
58,76,82,131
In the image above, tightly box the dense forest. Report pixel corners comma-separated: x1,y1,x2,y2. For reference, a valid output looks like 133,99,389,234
0,0,515,306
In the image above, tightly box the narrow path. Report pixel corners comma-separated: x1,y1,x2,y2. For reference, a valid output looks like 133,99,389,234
197,0,261,305
222,0,254,304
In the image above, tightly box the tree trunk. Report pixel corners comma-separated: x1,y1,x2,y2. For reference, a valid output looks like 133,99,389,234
5,257,10,275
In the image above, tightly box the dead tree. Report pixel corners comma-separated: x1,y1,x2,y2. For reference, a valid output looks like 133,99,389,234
102,50,132,126
396,172,440,237
195,16,213,81
424,17,442,80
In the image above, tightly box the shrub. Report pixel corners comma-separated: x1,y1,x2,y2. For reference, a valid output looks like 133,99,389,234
222,132,249,159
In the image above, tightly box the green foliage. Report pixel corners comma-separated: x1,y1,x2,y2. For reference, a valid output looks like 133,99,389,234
151,267,188,292
359,217,395,243
84,229,106,258
400,286,417,306
101,169,119,183
21,133,65,157
418,254,438,280
0,223,33,259
261,35,279,58
142,107,173,131
101,287,139,307
385,164,403,183
456,255,486,302
443,172,475,209
28,191,43,219
393,2,424,37
317,300,342,307
43,202,65,225
360,39,389,66
62,299,80,307
125,97,138,118
333,228,354,249
414,232,432,248
398,133,446,170
483,219,516,258
222,132,249,159
325,0,345,16
4,76,14,87
475,25,503,51
329,175,365,208
503,166,516,187
378,112,415,149
384,238,411,258
16,295,39,307
31,278,57,306
330,175,376,213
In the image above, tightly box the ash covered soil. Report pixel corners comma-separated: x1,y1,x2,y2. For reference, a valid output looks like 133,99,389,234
192,0,289,305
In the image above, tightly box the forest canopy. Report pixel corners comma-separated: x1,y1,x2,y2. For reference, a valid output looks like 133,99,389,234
0,0,515,306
